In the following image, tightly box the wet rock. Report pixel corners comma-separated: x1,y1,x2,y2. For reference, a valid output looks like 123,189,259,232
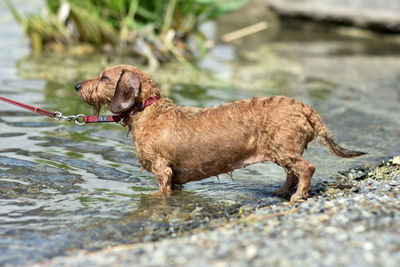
266,0,400,33
392,156,400,166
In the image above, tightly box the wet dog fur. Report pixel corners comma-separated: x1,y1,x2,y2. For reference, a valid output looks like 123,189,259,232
76,65,365,202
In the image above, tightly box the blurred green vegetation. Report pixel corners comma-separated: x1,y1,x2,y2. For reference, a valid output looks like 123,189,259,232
6,0,247,65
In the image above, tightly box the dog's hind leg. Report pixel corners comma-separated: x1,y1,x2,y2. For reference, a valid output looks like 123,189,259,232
286,157,315,203
273,168,299,199
152,158,173,195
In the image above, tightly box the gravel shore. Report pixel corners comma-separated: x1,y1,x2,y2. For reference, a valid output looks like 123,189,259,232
41,157,400,267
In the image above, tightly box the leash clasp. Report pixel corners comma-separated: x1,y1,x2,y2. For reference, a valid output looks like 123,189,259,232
54,112,86,126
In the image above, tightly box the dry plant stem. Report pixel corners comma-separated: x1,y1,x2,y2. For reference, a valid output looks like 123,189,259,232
222,21,269,42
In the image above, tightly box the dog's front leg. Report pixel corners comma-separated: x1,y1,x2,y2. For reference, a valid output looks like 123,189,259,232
151,158,173,195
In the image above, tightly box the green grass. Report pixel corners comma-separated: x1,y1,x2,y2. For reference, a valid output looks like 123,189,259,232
5,0,248,64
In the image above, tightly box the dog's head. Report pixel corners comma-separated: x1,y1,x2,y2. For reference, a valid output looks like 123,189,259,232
75,65,159,115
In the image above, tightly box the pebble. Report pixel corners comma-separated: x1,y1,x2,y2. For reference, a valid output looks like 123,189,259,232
392,156,400,165
245,245,258,260
42,157,400,267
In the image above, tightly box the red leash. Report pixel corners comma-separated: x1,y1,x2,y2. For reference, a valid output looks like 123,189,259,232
0,95,160,125
0,96,57,117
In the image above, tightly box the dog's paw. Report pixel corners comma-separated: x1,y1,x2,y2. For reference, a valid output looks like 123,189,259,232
289,191,309,204
149,188,172,197
272,189,292,200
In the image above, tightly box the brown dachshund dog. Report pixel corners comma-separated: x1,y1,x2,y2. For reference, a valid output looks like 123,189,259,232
75,65,365,202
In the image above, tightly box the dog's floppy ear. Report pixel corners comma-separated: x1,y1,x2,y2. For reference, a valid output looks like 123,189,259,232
110,70,141,114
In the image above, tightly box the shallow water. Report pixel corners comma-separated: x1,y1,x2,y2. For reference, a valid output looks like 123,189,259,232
1,2,400,266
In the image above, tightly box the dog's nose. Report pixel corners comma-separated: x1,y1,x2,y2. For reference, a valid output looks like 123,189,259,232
75,83,82,91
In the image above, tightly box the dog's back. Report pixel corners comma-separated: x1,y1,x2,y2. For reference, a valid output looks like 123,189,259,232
133,96,316,183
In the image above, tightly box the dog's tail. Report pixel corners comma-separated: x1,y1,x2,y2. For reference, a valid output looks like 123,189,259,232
308,109,366,158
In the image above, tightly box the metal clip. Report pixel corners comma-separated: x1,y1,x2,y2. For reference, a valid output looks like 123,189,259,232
54,112,86,126
54,112,63,121
73,114,86,125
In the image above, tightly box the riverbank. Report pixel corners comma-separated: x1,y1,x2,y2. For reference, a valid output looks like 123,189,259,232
40,156,400,266
266,0,400,33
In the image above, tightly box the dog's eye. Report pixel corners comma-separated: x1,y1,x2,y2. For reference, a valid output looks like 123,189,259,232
101,75,110,82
